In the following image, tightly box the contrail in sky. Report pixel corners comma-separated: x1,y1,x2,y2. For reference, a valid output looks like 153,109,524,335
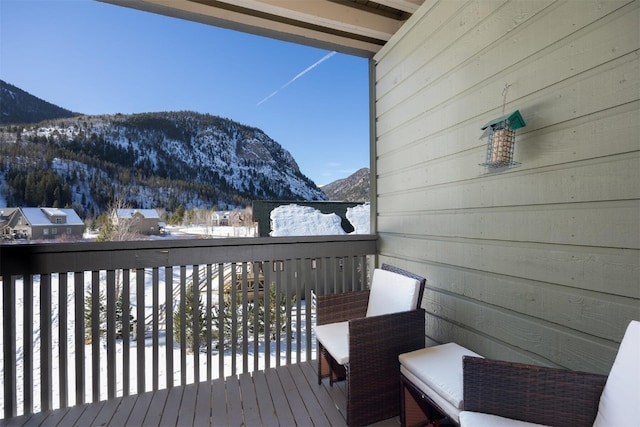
257,51,337,106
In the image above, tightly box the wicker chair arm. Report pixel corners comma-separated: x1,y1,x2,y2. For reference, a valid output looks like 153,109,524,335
463,356,607,427
346,308,426,426
316,290,370,325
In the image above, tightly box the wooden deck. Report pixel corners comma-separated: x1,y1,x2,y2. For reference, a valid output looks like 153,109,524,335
1,361,399,426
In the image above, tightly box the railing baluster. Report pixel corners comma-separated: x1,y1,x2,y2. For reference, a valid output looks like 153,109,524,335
122,268,130,396
230,263,237,376
217,263,224,379
275,263,282,368
58,273,68,409
106,269,116,399
205,264,212,382
263,261,271,371
295,259,302,364
192,264,200,383
285,259,292,366
252,261,259,372
136,268,145,394
91,270,100,403
74,271,85,406
41,273,52,411
152,267,159,391
165,266,173,389
241,262,248,374
305,260,314,362
23,274,33,414
179,265,186,386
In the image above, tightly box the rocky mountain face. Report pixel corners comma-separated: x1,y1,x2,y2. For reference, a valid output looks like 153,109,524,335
321,167,370,202
0,81,327,218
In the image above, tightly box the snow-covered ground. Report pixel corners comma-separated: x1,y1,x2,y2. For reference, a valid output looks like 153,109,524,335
1,202,369,416
269,203,370,236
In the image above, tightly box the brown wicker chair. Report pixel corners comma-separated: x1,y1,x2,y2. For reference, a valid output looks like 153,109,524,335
460,320,639,426
462,356,607,426
315,264,426,426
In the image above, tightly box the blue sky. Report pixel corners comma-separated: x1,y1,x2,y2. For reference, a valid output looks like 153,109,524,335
0,0,370,186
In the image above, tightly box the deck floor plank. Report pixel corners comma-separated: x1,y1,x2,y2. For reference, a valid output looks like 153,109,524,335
288,363,331,426
193,382,213,427
124,389,154,426
300,360,347,426
276,364,317,426
176,383,199,426
54,401,90,426
225,376,243,426
158,385,184,427
90,395,124,427
210,378,228,425
239,372,261,426
73,399,107,427
38,407,74,427
16,409,56,427
107,394,138,426
264,367,296,426
141,388,169,426
252,370,279,426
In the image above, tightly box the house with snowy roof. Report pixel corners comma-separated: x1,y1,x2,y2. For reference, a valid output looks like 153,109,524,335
1,207,84,240
115,208,162,235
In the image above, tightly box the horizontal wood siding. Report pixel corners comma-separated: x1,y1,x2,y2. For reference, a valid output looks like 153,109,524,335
373,0,640,374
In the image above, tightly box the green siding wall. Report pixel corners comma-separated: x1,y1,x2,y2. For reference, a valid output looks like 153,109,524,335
373,0,640,374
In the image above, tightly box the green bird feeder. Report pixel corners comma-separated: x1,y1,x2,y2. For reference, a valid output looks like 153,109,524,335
480,110,526,169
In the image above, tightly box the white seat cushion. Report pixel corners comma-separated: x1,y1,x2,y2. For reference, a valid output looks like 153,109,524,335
593,320,640,427
314,321,349,365
401,365,463,423
399,343,483,412
459,411,550,427
366,268,421,317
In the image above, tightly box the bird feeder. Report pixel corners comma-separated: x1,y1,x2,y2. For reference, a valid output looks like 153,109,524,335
480,110,525,169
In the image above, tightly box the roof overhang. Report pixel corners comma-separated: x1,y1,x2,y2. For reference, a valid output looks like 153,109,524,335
98,0,425,57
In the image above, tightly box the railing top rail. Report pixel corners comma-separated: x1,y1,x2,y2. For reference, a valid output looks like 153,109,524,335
0,234,377,276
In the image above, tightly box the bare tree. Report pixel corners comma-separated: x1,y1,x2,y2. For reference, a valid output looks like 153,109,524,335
96,195,142,242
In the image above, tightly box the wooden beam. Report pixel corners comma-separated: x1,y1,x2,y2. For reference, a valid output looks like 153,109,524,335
100,0,383,56
372,0,422,14
209,0,404,41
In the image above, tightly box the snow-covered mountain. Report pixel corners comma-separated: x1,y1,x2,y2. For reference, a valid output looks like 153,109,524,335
0,82,326,217
321,167,370,202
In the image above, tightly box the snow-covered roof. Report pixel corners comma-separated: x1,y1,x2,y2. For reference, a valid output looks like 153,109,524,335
116,209,160,219
20,207,84,226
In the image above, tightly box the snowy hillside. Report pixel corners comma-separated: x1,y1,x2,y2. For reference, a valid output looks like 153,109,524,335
0,111,326,216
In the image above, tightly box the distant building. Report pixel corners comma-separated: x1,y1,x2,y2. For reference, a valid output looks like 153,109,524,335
213,211,231,226
1,207,84,240
115,209,162,235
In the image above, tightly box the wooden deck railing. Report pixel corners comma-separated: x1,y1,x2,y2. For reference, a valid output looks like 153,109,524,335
0,235,377,419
